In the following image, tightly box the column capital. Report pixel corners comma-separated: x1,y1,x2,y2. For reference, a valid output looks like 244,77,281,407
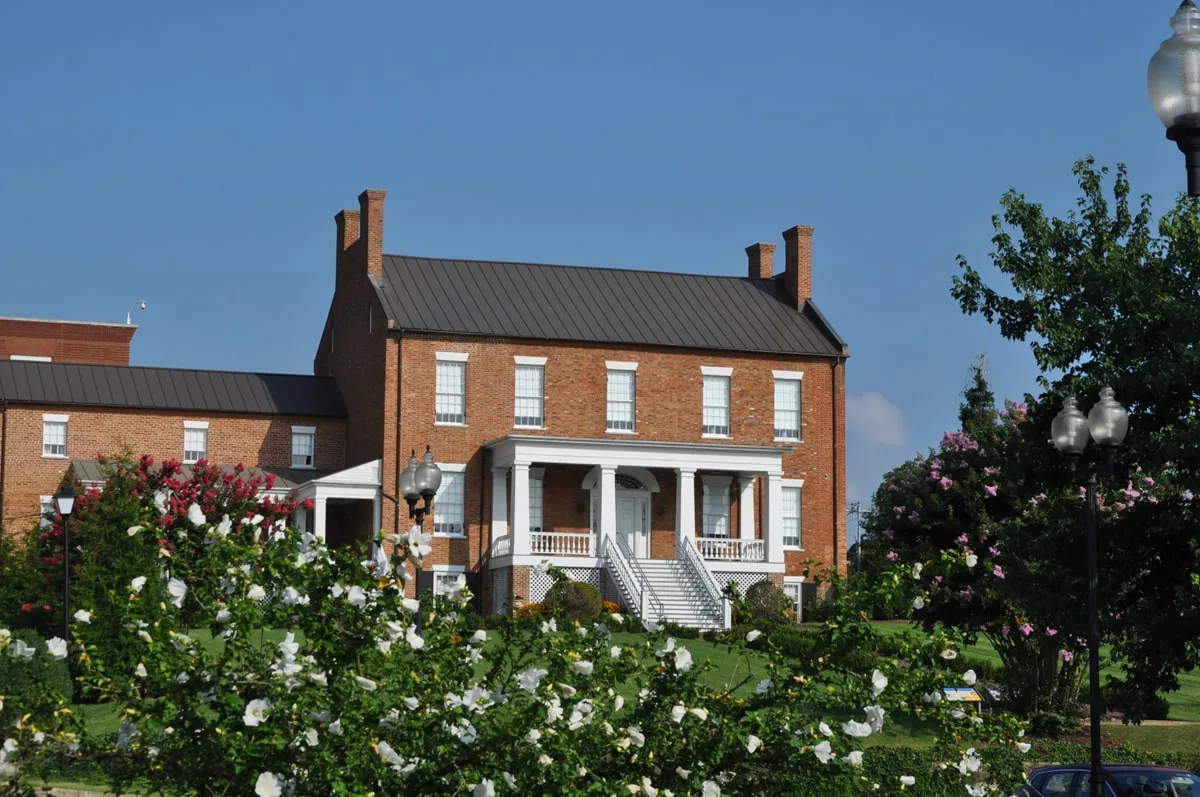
738,472,760,482
492,465,510,474
512,461,531,471
600,464,618,473
676,467,697,476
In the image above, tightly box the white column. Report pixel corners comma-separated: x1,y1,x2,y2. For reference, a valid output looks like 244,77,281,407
313,496,327,543
491,467,509,542
599,465,617,543
511,463,531,555
675,468,696,545
372,492,383,540
738,473,756,540
765,473,785,564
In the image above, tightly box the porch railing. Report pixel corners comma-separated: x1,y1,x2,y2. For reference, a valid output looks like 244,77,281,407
676,536,731,628
490,535,512,557
601,533,665,623
697,536,766,562
530,531,595,557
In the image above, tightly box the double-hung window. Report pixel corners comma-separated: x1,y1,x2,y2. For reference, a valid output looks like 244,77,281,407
435,352,468,425
701,367,732,436
782,481,803,548
292,426,316,468
701,475,731,538
782,579,804,622
514,356,546,428
41,414,68,458
606,362,637,432
529,468,545,532
433,465,466,537
183,421,209,464
773,371,803,441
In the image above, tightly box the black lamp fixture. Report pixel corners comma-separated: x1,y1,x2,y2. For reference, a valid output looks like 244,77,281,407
1050,387,1130,797
399,445,443,527
1149,1,1200,196
53,483,77,643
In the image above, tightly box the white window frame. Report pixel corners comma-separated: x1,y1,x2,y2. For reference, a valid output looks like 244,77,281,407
41,414,68,459
700,367,732,438
183,420,209,464
435,352,468,426
291,425,316,469
772,370,804,442
39,495,53,528
783,576,806,623
514,356,546,429
605,362,638,434
430,564,468,600
700,474,732,538
782,478,804,550
11,354,52,362
529,467,545,532
432,463,468,538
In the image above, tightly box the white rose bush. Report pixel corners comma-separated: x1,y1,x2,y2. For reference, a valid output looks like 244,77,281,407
2,480,1031,795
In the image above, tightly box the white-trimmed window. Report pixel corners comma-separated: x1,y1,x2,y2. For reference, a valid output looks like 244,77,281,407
183,421,209,464
701,474,731,538
39,496,53,528
433,464,467,537
783,577,805,623
11,354,52,362
530,468,545,532
773,371,803,441
782,480,803,549
606,362,637,432
291,426,316,468
435,352,468,425
701,367,731,436
42,414,68,458
514,357,546,428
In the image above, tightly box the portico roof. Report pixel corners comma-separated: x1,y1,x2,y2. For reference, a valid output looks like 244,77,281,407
485,435,790,473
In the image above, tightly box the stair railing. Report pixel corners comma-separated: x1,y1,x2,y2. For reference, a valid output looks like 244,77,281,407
676,536,731,629
603,533,666,624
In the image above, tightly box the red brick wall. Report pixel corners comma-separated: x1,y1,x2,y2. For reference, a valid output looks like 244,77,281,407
0,405,345,537
0,318,136,365
396,333,846,576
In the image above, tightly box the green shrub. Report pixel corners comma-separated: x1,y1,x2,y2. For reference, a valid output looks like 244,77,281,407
0,629,73,714
804,594,839,623
661,621,704,639
761,624,822,659
1029,712,1081,738
0,527,55,634
546,580,603,622
739,579,791,626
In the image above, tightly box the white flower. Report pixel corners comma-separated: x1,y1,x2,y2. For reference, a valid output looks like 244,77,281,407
327,718,343,736
541,618,557,634
614,695,625,712
819,722,833,736
153,491,168,513
400,597,420,614
643,618,663,632
73,609,91,624
281,587,309,606
127,525,143,536
611,645,623,658
406,626,425,650
865,705,886,733
538,754,552,766
355,676,377,691
503,772,517,788
517,667,549,693
247,585,266,601
403,696,419,710
405,525,433,560
0,738,18,765
130,576,147,594
957,748,982,775
674,646,694,672
255,772,283,797
187,503,206,527
813,740,834,763
167,578,188,608
216,608,232,623
923,691,943,704
9,640,34,660
951,709,966,720
346,586,367,608
912,562,923,579
533,560,550,577
940,648,958,660
842,720,872,738
116,721,139,750
376,639,392,655
526,728,542,745
912,596,926,610
303,728,319,747
870,668,888,697
135,662,148,678
45,636,67,659
471,629,487,643
1016,741,1032,754
962,669,977,686
214,515,233,538
670,704,686,723
137,630,152,644
309,672,328,687
745,629,762,642
966,786,988,797
964,554,978,569
756,678,773,694
842,750,864,767
244,698,272,727
471,779,495,797
567,699,595,730
688,707,708,721
899,775,915,787
747,734,761,753
627,726,646,748
573,660,595,675
702,782,721,797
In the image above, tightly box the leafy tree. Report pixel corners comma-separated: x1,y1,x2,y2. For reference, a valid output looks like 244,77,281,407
951,159,1200,717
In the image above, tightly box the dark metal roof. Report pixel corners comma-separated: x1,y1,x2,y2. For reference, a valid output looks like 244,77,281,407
69,459,336,490
0,361,346,417
375,256,847,357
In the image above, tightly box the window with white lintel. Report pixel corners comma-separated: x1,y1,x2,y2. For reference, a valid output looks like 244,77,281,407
183,421,209,464
773,370,803,441
433,464,467,537
701,367,731,437
514,356,546,428
606,361,637,432
782,479,803,549
42,414,68,458
291,426,316,468
435,352,468,425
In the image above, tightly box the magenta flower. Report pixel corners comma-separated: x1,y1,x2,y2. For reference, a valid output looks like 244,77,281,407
1045,628,1058,637
893,505,906,516
1000,625,1010,637
955,534,969,548
886,551,898,561
988,546,1001,557
1061,650,1074,663
939,476,954,491
1143,476,1155,487
882,528,894,541
992,565,1005,579
984,485,998,498
1019,623,1033,636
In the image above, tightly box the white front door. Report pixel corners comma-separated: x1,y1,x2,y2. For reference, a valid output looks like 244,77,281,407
617,495,650,558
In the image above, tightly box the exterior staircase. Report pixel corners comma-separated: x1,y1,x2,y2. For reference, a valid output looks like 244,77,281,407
601,533,728,630
635,559,725,630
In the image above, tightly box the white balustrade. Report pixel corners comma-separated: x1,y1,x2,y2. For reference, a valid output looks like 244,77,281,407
697,537,766,562
491,535,512,557
530,531,595,557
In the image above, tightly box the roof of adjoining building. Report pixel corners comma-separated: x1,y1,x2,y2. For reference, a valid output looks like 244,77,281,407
68,459,335,490
374,256,847,357
0,361,347,417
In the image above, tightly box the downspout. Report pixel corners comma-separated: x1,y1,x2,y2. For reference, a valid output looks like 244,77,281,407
393,330,403,539
830,356,846,574
0,399,7,538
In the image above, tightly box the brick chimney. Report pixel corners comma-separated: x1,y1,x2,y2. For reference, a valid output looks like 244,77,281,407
334,208,360,256
781,225,814,309
358,189,387,278
745,242,776,279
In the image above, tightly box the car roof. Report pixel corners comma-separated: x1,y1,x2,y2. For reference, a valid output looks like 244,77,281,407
1031,764,1194,776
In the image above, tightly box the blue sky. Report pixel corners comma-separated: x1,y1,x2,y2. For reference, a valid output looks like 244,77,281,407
0,2,1183,526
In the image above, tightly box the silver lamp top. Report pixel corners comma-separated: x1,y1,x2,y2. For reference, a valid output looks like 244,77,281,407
414,445,442,500
1051,395,1091,455
1148,0,1200,129
398,450,419,501
1087,386,1129,449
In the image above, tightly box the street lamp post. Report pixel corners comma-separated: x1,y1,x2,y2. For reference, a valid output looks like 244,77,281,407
1050,387,1130,797
398,445,443,529
1149,1,1200,196
53,484,77,643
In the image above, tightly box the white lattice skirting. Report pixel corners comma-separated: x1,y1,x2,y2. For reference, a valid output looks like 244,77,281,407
528,567,620,605
491,567,511,615
712,571,773,597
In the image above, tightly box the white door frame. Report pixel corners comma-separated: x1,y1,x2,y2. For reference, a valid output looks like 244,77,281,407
616,489,651,558
590,486,652,558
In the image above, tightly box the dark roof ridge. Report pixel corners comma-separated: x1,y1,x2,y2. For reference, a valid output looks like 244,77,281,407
16,360,340,382
384,253,772,282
